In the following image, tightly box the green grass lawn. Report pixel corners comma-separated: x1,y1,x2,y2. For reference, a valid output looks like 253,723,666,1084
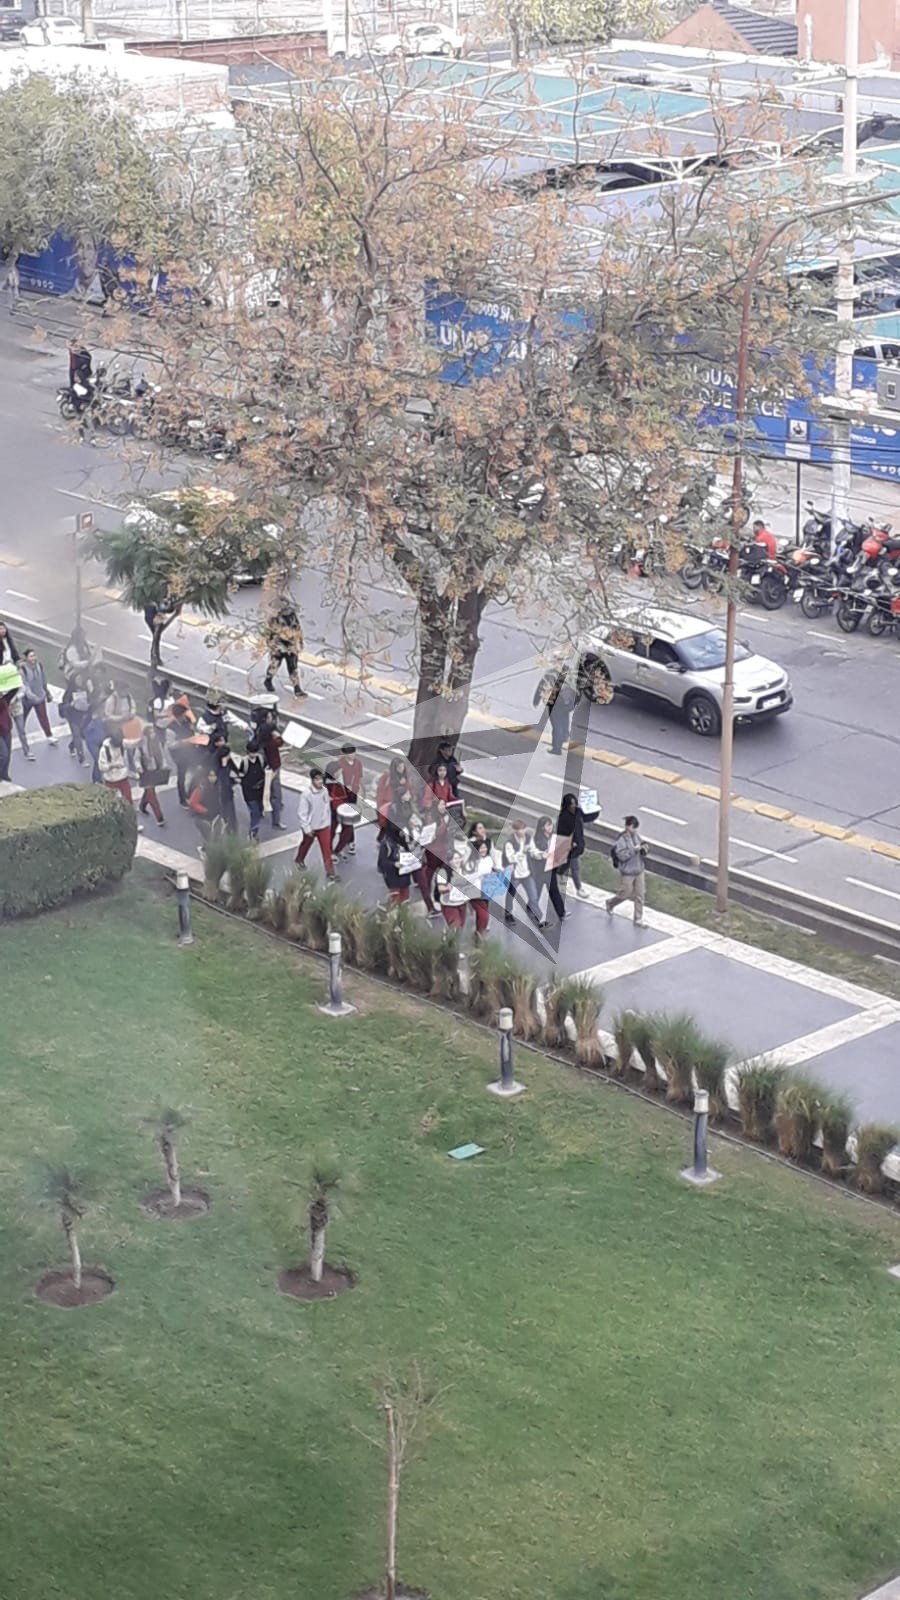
3,872,900,1600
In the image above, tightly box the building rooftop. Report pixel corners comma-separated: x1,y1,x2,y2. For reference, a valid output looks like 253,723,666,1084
707,0,799,57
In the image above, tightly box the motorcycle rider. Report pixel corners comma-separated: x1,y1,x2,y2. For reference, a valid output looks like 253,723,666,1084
67,338,96,439
751,519,777,560
68,339,94,410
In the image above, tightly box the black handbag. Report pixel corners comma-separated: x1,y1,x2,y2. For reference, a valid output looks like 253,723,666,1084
141,767,170,788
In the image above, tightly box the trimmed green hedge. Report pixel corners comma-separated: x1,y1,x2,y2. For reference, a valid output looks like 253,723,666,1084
0,784,136,917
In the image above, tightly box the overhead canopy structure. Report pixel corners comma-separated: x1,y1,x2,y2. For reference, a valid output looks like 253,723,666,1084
234,49,854,185
233,43,900,323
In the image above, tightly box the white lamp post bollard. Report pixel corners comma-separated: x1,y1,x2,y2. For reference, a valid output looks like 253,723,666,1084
680,1088,720,1187
487,1007,526,1098
175,869,194,947
318,930,357,1018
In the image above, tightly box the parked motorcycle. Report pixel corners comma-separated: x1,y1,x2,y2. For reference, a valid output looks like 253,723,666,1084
679,538,785,609
835,571,886,633
57,363,156,434
794,558,842,619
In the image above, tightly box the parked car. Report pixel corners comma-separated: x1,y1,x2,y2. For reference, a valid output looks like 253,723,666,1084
122,487,279,587
577,607,792,737
0,13,24,41
370,22,463,55
330,22,462,56
21,15,85,44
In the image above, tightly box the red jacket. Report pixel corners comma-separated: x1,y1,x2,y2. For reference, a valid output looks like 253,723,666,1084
335,753,363,798
424,778,454,814
260,731,283,772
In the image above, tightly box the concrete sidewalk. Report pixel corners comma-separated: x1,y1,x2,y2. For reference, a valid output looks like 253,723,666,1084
6,706,900,1133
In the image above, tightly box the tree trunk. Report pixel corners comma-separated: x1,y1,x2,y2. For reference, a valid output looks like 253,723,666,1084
406,586,487,780
63,1214,82,1290
509,16,521,66
384,1399,399,1600
161,1134,181,1208
310,1224,326,1282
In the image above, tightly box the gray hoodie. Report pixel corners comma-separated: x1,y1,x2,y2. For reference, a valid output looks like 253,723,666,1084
19,659,48,705
613,829,645,876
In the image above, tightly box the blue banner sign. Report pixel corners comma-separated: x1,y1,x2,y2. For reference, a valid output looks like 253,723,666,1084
425,291,900,482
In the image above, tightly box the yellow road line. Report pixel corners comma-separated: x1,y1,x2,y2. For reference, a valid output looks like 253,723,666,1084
872,840,900,862
811,820,852,841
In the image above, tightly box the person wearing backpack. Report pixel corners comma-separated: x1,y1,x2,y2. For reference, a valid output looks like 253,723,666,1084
16,649,56,753
503,819,546,927
238,741,266,841
137,718,170,826
60,674,91,764
606,815,647,928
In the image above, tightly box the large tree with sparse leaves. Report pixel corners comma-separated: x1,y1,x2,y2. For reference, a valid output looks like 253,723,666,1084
82,69,833,773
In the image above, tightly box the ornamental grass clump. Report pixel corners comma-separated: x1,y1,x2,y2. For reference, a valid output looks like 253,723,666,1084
819,1091,854,1178
737,1058,787,1143
774,1075,826,1165
612,1010,658,1087
652,1012,706,1106
853,1124,899,1195
692,1035,732,1122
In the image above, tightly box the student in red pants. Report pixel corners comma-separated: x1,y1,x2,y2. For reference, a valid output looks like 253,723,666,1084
327,742,364,859
468,837,496,937
296,768,336,880
433,848,469,932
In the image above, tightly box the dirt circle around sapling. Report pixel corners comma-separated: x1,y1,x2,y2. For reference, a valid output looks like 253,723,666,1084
277,1263,356,1300
35,1267,115,1309
142,1186,210,1221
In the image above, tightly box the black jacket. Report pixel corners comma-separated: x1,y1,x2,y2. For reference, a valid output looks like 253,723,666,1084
240,756,265,803
378,834,410,892
557,806,585,858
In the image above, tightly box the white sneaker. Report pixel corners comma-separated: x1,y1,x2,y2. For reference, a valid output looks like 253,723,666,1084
576,886,589,900
25,753,36,762
48,737,58,747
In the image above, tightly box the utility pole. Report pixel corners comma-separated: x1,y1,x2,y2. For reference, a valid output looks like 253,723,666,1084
80,0,96,41
830,0,860,536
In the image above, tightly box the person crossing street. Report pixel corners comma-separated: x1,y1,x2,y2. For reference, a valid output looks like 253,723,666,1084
534,668,576,756
263,601,306,698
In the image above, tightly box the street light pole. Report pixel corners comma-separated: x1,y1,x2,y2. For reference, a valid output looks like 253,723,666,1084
715,182,900,914
831,0,860,533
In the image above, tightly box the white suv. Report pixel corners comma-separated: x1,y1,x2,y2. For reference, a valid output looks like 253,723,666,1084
21,15,85,43
578,607,793,737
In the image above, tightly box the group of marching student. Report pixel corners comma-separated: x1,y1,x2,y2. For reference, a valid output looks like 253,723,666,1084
372,740,598,937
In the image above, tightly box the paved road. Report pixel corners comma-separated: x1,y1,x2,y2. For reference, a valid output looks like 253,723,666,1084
3,305,900,929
